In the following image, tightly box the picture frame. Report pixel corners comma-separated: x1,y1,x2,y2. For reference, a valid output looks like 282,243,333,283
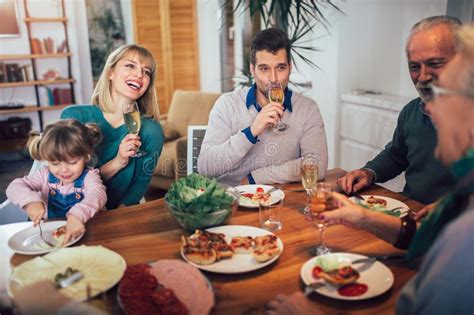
0,0,21,38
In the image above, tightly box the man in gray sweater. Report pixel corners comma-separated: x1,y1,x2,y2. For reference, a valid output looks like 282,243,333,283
198,28,328,186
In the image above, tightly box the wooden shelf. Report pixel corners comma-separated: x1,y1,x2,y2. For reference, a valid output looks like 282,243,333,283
0,79,75,88
0,104,71,115
0,53,72,60
24,17,67,23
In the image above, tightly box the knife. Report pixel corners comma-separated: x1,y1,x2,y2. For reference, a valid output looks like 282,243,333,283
352,255,405,265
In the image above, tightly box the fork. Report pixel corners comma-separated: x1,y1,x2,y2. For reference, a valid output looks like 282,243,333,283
57,271,84,288
38,221,55,247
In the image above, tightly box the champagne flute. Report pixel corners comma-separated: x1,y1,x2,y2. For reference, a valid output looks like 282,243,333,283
268,81,288,132
308,182,333,256
123,102,147,157
300,155,318,215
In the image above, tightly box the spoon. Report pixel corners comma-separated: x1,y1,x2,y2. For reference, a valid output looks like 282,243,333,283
38,221,55,248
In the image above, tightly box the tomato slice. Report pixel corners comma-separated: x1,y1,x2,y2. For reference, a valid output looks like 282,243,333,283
241,193,254,198
256,187,264,193
312,266,322,279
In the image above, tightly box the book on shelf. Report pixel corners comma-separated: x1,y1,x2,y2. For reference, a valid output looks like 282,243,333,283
30,38,43,54
5,64,23,82
53,88,72,105
57,39,67,53
43,37,55,54
21,65,32,81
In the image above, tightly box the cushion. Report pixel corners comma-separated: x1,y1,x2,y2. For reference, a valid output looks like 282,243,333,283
166,90,220,136
160,120,180,142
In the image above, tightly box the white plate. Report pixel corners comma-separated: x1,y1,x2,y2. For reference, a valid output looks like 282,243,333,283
7,221,83,255
300,253,394,300
181,225,284,274
349,195,409,217
236,184,285,208
8,245,126,302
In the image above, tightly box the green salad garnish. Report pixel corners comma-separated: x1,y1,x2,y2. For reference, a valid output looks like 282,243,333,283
165,173,234,215
314,257,345,272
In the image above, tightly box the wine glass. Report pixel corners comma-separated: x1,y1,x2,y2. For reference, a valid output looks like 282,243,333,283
123,102,147,157
300,155,318,215
267,81,288,132
308,182,333,256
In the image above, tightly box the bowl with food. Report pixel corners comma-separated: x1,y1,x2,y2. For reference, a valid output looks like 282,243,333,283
165,174,239,232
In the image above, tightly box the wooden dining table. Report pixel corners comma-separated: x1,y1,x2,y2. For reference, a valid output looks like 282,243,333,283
3,168,424,314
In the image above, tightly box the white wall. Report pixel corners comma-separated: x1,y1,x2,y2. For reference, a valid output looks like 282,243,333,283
0,0,93,131
196,0,222,93
303,0,447,168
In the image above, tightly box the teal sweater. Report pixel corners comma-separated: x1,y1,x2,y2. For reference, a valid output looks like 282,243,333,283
61,105,164,209
364,98,455,204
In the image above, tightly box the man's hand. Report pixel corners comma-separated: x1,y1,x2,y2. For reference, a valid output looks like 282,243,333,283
25,202,46,226
63,215,85,245
250,102,284,136
337,169,375,194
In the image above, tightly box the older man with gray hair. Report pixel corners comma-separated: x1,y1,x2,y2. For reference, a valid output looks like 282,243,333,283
338,16,462,206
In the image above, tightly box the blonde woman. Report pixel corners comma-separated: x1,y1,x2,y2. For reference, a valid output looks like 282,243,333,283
61,45,164,209
6,119,106,243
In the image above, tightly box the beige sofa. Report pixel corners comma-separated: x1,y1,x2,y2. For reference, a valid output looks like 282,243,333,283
150,90,220,190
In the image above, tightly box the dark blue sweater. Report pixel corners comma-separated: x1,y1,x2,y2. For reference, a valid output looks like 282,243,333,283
364,98,455,204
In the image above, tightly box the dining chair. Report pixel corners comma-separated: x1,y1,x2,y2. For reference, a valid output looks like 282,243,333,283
0,160,46,224
186,125,207,175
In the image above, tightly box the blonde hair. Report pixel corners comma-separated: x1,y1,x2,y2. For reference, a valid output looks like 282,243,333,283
28,119,102,162
91,44,160,121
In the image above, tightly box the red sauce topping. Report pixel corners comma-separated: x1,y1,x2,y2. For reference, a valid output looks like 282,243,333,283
338,283,368,297
119,264,188,315
241,193,254,198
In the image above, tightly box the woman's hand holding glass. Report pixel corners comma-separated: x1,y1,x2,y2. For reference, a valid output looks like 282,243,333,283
116,134,142,165
320,192,367,229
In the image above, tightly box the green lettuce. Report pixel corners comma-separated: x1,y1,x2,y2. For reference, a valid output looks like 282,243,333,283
165,173,234,214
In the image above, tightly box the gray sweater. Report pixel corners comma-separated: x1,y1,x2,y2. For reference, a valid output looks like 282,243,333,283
197,87,328,186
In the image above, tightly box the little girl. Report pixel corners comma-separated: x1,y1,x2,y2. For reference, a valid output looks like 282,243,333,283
6,119,107,244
